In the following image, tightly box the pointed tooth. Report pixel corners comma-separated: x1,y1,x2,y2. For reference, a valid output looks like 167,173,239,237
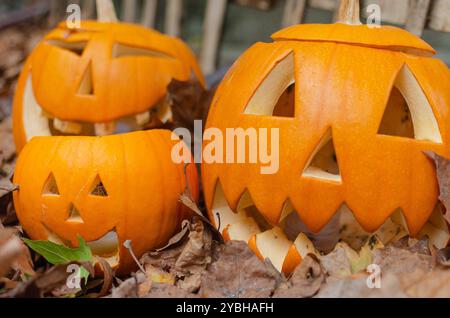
135,111,150,126
94,122,116,136
53,118,83,134
155,99,173,124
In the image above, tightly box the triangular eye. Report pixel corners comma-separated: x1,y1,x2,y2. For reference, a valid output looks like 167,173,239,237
77,62,94,96
244,52,296,117
90,175,108,197
377,65,442,143
302,128,342,183
42,173,60,196
46,40,87,56
66,203,84,223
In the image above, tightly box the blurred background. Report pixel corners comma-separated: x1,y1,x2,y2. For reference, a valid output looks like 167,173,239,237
0,0,449,105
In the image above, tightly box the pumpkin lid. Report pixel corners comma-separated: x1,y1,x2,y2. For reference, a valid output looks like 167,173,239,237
272,24,435,57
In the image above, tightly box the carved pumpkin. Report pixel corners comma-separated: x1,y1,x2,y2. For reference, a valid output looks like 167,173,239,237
202,0,450,273
13,2,204,152
13,130,199,275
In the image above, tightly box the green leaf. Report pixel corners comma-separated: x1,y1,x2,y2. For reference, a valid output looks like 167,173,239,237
23,236,93,265
79,266,90,285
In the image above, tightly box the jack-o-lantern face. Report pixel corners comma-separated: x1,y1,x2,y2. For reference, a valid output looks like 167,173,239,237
202,22,450,273
13,130,199,275
13,21,204,152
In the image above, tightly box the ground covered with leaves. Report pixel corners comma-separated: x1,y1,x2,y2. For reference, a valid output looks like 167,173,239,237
0,21,449,299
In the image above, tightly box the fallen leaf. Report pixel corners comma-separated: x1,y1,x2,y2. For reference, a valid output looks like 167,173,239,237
23,236,93,265
1,264,72,298
166,77,215,133
0,227,24,277
199,241,280,298
273,256,325,298
320,246,352,278
179,193,224,243
373,245,434,273
154,219,190,252
0,117,15,163
141,218,213,293
110,272,146,298
426,152,450,224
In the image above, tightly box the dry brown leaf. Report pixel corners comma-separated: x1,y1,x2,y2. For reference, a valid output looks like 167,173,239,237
110,272,146,298
273,256,325,298
0,227,23,277
179,193,224,243
154,219,190,252
0,117,15,163
141,218,213,293
1,264,71,298
166,78,215,133
373,245,435,274
199,241,281,298
320,246,352,278
426,152,450,224
316,273,408,298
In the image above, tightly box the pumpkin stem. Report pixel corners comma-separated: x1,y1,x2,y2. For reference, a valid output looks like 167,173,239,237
336,0,362,25
96,0,118,23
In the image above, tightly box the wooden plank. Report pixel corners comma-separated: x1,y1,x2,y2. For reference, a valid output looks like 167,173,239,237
142,0,158,28
82,0,96,19
429,0,450,32
281,0,307,28
405,0,431,36
309,0,339,11
165,0,183,37
49,0,68,26
200,0,228,75
121,0,138,22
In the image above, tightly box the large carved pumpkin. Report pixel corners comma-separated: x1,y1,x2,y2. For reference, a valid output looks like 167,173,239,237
202,0,450,273
13,13,204,152
13,130,199,275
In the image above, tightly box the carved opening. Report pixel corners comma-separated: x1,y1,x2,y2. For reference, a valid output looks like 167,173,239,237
112,43,174,59
42,173,60,196
66,203,84,223
302,128,341,183
211,183,318,272
377,65,442,143
244,52,296,117
47,40,87,56
90,175,108,197
77,62,94,95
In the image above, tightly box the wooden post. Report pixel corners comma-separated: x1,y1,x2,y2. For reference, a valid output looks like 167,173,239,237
142,0,158,28
405,0,431,36
429,0,450,32
165,0,183,37
200,0,227,75
96,0,118,22
48,0,67,26
336,0,362,25
82,0,97,19
281,0,307,28
122,0,138,22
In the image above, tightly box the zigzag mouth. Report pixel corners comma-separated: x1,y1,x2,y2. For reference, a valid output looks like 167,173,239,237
22,73,172,139
211,182,450,273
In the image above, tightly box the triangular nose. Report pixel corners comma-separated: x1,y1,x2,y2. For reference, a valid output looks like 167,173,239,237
66,203,84,224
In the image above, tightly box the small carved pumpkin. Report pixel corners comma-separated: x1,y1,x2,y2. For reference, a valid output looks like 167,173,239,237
202,0,450,273
13,1,204,152
13,130,198,275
